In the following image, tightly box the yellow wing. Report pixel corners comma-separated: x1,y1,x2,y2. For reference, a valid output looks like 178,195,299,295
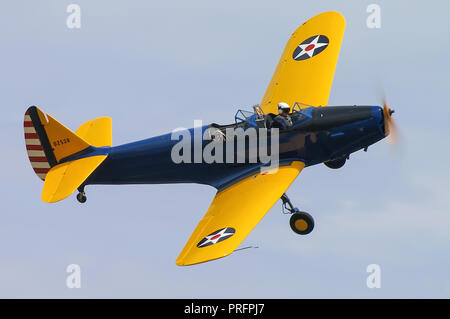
260,11,346,114
176,161,305,266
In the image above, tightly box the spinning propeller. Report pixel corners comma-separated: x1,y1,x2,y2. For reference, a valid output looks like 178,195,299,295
382,98,399,145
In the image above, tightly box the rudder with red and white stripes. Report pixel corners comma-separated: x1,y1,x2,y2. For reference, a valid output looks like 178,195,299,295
24,107,56,180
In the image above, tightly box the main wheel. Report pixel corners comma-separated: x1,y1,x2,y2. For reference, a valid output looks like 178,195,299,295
76,192,87,203
324,157,346,169
290,211,314,235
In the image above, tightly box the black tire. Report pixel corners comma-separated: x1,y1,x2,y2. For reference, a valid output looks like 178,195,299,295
324,157,346,169
289,211,314,235
76,192,87,203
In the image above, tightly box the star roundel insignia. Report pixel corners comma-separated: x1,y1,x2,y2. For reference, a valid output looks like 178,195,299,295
292,35,329,61
197,227,236,248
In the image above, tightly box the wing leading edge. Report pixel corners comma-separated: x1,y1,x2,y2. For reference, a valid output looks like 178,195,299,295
176,161,305,266
260,11,346,114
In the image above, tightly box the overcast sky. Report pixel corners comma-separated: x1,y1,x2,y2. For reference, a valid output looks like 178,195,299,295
1,0,450,298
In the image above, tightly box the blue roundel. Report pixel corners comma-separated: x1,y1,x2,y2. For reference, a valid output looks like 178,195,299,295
292,35,329,61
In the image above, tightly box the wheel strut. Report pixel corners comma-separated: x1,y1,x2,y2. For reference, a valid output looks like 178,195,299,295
280,193,299,214
281,193,315,235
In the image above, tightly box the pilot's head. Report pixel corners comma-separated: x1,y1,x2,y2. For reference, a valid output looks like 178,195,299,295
278,102,290,116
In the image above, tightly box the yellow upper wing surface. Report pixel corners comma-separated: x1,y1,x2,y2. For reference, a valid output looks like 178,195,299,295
260,11,346,114
176,161,305,266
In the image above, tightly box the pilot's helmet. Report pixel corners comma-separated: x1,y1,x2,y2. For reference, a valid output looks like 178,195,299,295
278,102,290,114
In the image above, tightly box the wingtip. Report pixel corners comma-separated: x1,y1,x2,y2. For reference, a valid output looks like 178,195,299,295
40,190,61,203
175,260,185,266
175,256,194,266
310,11,346,25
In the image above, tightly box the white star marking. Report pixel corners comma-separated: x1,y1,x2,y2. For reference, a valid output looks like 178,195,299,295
294,35,328,60
198,228,234,247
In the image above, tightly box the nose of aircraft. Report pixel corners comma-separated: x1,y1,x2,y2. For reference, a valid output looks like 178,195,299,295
372,105,384,132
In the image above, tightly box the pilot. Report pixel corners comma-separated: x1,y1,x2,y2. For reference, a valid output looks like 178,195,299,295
272,102,293,130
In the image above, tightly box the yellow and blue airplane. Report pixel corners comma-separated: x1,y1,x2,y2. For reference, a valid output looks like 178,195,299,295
23,12,396,266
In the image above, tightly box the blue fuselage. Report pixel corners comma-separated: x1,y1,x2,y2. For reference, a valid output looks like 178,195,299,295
85,106,386,191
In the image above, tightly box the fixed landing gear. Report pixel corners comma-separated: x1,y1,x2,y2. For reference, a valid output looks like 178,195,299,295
281,193,314,235
324,156,347,169
76,186,87,203
289,211,314,235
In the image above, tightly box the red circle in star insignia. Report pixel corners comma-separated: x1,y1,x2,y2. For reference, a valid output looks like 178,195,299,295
292,35,329,61
197,227,236,248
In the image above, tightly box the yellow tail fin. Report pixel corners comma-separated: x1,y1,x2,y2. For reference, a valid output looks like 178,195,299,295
24,106,112,202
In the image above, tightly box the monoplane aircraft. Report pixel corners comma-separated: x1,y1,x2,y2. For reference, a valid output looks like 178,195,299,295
23,11,396,265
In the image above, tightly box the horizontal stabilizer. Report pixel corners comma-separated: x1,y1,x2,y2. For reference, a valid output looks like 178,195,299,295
41,155,107,203
75,117,112,147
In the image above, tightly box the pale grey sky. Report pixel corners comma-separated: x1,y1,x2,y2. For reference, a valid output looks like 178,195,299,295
1,0,450,297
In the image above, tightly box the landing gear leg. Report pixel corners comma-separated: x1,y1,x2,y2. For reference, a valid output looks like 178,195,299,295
76,185,87,203
280,193,314,235
281,193,298,214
